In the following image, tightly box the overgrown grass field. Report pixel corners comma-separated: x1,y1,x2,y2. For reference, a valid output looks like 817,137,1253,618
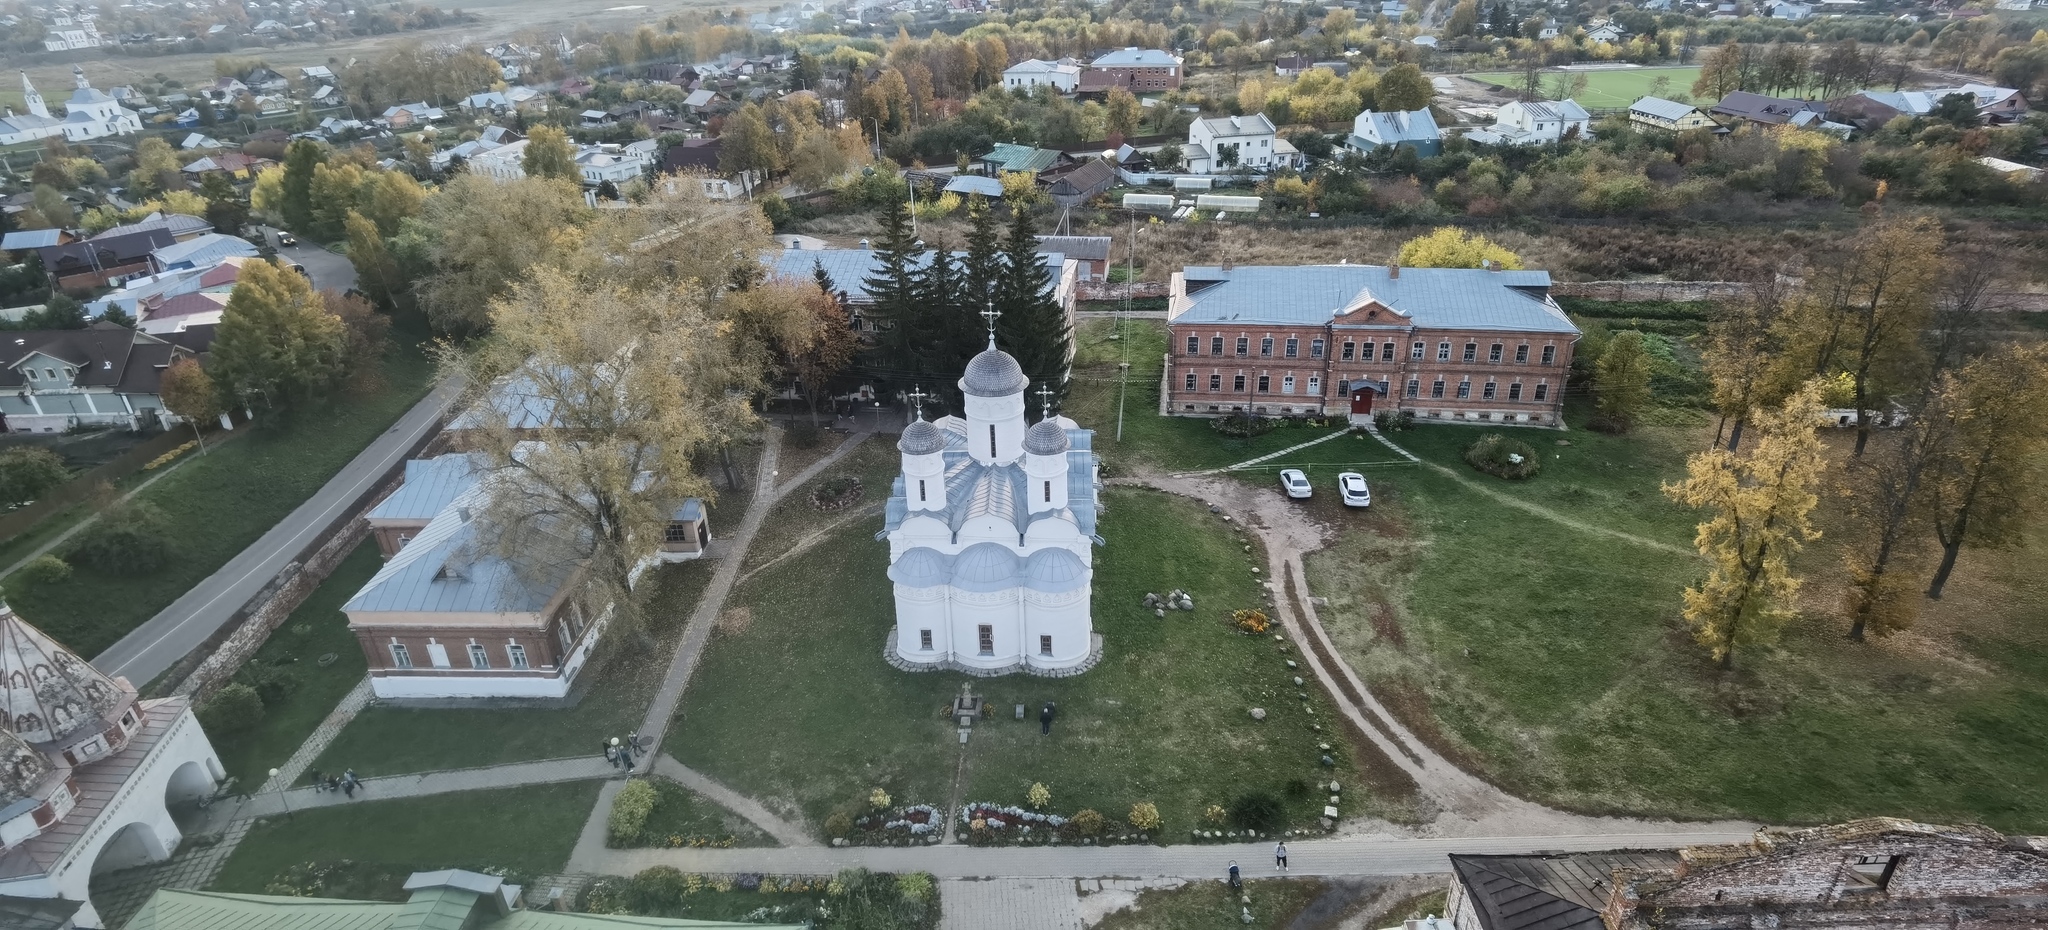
1461,66,1705,107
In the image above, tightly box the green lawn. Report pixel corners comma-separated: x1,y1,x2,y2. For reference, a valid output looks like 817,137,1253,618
1310,412,2048,829
1091,879,1333,930
620,777,778,848
1,333,437,657
310,560,713,777
210,782,601,896
1461,66,1704,107
208,541,377,790
672,487,1401,839
738,437,899,576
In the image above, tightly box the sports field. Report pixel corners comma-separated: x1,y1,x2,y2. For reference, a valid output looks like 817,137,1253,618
1461,65,1703,107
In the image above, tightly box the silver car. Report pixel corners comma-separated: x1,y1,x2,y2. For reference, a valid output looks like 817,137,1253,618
1278,468,1312,499
1338,472,1371,508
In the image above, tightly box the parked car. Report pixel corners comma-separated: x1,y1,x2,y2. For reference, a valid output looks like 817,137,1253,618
1278,468,1312,499
278,232,298,247
1338,472,1371,508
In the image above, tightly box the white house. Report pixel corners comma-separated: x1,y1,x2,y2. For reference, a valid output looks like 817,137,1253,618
1003,58,1081,93
1348,108,1443,156
1186,113,1296,173
1463,99,1592,146
0,603,224,929
881,340,1105,676
0,73,64,147
1584,21,1627,43
56,68,143,142
576,141,655,186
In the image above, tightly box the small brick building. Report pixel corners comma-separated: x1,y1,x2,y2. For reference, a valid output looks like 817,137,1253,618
1162,263,1579,426
1447,819,2048,930
1085,48,1183,91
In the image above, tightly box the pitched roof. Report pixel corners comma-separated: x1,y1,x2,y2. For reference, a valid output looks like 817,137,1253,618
370,455,484,523
1629,95,1705,121
944,174,1006,197
1353,108,1441,144
767,248,1065,305
1091,48,1180,67
880,417,1100,542
92,211,212,241
1451,852,1682,930
152,232,260,269
0,322,185,393
1196,113,1276,138
1037,235,1112,262
1512,99,1591,121
1172,264,1577,333
39,229,176,272
1710,90,1822,124
0,695,192,880
0,229,63,250
343,478,579,618
982,142,1064,173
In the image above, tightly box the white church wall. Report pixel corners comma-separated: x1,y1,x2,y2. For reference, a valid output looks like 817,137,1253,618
949,590,1021,670
893,585,951,657
1023,586,1091,668
55,704,221,929
962,392,1028,463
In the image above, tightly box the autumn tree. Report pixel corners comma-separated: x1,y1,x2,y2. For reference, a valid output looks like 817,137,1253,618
345,210,404,308
728,278,860,424
416,174,594,335
1105,87,1142,141
208,259,347,411
1703,279,1793,451
1594,330,1654,431
522,125,578,182
128,136,183,196
1663,382,1828,670
360,170,428,237
1922,345,2048,599
444,266,762,642
279,138,327,233
1374,63,1434,112
1839,388,1956,641
720,103,782,198
0,447,70,508
326,290,393,393
158,357,223,449
1396,227,1523,269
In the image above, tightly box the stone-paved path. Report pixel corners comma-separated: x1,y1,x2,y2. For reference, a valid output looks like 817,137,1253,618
939,878,1083,930
259,677,372,793
89,818,251,929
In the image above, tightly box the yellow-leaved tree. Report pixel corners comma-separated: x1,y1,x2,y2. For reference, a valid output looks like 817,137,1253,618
1395,227,1524,270
1663,381,1828,670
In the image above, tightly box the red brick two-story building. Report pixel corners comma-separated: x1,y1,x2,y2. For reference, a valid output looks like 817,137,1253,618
1163,263,1579,426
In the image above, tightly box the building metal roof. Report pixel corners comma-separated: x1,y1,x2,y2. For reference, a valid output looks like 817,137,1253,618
982,142,1064,173
1353,108,1441,145
1173,265,1576,333
152,232,259,270
944,174,1005,197
0,229,62,250
1035,235,1112,263
881,418,1100,544
0,695,189,880
1629,96,1704,122
899,419,946,455
370,455,484,523
92,212,211,241
1024,418,1071,454
1091,48,1180,67
1513,99,1591,122
1196,113,1276,138
961,346,1029,397
1451,852,1681,930
344,479,580,618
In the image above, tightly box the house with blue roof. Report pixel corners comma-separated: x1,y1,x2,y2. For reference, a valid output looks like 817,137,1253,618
1348,108,1443,157
1164,263,1579,427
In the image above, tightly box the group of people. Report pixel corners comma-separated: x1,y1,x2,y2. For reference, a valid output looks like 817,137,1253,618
307,768,363,798
603,735,646,771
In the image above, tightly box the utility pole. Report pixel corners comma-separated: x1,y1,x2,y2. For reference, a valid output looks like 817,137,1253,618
1116,362,1130,442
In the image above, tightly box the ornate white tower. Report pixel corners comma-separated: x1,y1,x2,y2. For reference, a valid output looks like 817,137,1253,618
959,338,1029,465
22,72,49,119
1023,416,1070,515
898,417,949,513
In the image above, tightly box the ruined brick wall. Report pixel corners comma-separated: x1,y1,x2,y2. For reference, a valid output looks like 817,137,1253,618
1654,835,2048,907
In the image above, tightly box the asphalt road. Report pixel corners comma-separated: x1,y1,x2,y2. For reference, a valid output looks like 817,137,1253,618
257,225,358,294
92,376,461,687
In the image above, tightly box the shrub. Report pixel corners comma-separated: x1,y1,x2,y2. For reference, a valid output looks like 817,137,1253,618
1233,609,1271,634
625,865,686,912
825,810,854,837
898,871,936,905
66,500,173,573
1211,412,1275,438
607,779,658,846
1071,808,1105,835
197,683,265,736
1463,434,1542,480
868,787,892,810
1204,803,1227,824
0,446,70,507
17,555,72,587
1373,410,1415,432
1026,782,1051,810
1228,791,1285,832
1128,801,1162,832
237,662,302,707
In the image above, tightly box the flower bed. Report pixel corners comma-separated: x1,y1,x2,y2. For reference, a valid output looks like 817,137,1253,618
959,802,1151,847
809,475,864,512
838,802,943,846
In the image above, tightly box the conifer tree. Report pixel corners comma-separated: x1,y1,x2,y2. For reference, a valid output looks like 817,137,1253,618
994,199,1070,410
859,195,923,389
915,244,977,412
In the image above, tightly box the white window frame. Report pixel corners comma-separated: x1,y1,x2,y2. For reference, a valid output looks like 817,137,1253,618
389,642,412,669
507,643,530,670
468,643,490,669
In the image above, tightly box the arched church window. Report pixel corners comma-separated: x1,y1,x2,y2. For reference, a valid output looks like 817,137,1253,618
1044,481,1052,503
918,479,926,502
989,426,997,459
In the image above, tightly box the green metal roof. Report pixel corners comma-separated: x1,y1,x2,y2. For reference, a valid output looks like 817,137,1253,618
123,889,805,930
983,142,1062,173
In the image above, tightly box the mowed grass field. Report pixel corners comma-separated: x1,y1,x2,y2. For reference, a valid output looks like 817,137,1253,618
1462,66,1703,107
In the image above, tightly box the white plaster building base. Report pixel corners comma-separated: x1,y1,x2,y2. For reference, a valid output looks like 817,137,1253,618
884,629,1104,678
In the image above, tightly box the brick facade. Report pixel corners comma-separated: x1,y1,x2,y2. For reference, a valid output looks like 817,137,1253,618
354,587,599,688
1163,265,1577,427
1087,64,1180,90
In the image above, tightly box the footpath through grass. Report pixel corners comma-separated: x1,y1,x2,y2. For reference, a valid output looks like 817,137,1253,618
1,331,437,657
209,540,377,790
673,488,1388,838
310,560,713,778
211,782,600,897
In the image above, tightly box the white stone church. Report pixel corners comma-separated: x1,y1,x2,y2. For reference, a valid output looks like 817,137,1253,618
0,602,224,929
0,69,142,147
880,339,1104,676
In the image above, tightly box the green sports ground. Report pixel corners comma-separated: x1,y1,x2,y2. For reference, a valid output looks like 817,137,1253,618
1460,65,1704,108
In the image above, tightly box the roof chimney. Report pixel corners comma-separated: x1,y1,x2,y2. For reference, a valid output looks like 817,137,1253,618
1388,263,1400,280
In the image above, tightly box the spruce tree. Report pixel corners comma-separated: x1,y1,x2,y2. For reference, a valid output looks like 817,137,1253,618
995,199,1071,410
961,195,1001,311
860,196,923,390
914,243,979,413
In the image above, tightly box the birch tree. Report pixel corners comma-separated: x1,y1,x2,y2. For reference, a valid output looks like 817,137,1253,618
1663,382,1828,670
1703,277,1793,452
1923,345,2048,599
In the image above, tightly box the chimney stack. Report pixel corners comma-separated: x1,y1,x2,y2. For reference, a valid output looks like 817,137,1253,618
1388,263,1400,280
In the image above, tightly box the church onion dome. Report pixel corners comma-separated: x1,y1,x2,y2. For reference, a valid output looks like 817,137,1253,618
1022,547,1088,593
888,547,951,588
0,601,134,749
960,347,1029,398
1024,419,1070,456
898,419,946,456
952,543,1019,592
0,725,53,810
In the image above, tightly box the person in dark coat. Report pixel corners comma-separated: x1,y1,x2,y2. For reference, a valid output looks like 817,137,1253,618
1228,861,1241,889
1039,702,1056,735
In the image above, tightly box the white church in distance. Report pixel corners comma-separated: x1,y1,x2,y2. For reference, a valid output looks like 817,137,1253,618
0,69,143,147
880,334,1104,676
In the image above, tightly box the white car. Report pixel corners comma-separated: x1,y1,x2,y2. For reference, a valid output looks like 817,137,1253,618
1338,472,1371,508
1278,468,1312,499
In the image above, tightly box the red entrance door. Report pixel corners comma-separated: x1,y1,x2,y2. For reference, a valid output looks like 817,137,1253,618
1350,387,1374,415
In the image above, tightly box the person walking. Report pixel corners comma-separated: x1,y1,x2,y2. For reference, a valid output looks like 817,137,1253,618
605,742,619,768
342,777,355,798
1227,861,1241,890
344,769,361,793
1040,701,1057,735
1275,841,1289,871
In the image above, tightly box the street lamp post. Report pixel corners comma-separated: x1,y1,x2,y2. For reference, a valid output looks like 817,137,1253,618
268,767,294,820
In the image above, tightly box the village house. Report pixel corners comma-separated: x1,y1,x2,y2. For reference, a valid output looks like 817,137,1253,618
1348,108,1444,156
1827,82,2028,126
0,323,206,432
1162,263,1579,425
1186,113,1299,173
1447,819,2048,930
36,230,175,294
1709,91,1851,134
1036,235,1114,281
1628,95,1722,132
1085,48,1184,91
1274,54,1315,76
1583,20,1627,42
0,603,222,930
1003,58,1082,93
1464,99,1591,146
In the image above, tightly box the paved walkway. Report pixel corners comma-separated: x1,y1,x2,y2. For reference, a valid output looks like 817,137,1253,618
94,377,463,684
940,879,1083,930
240,756,616,818
563,830,1756,879
260,677,372,793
